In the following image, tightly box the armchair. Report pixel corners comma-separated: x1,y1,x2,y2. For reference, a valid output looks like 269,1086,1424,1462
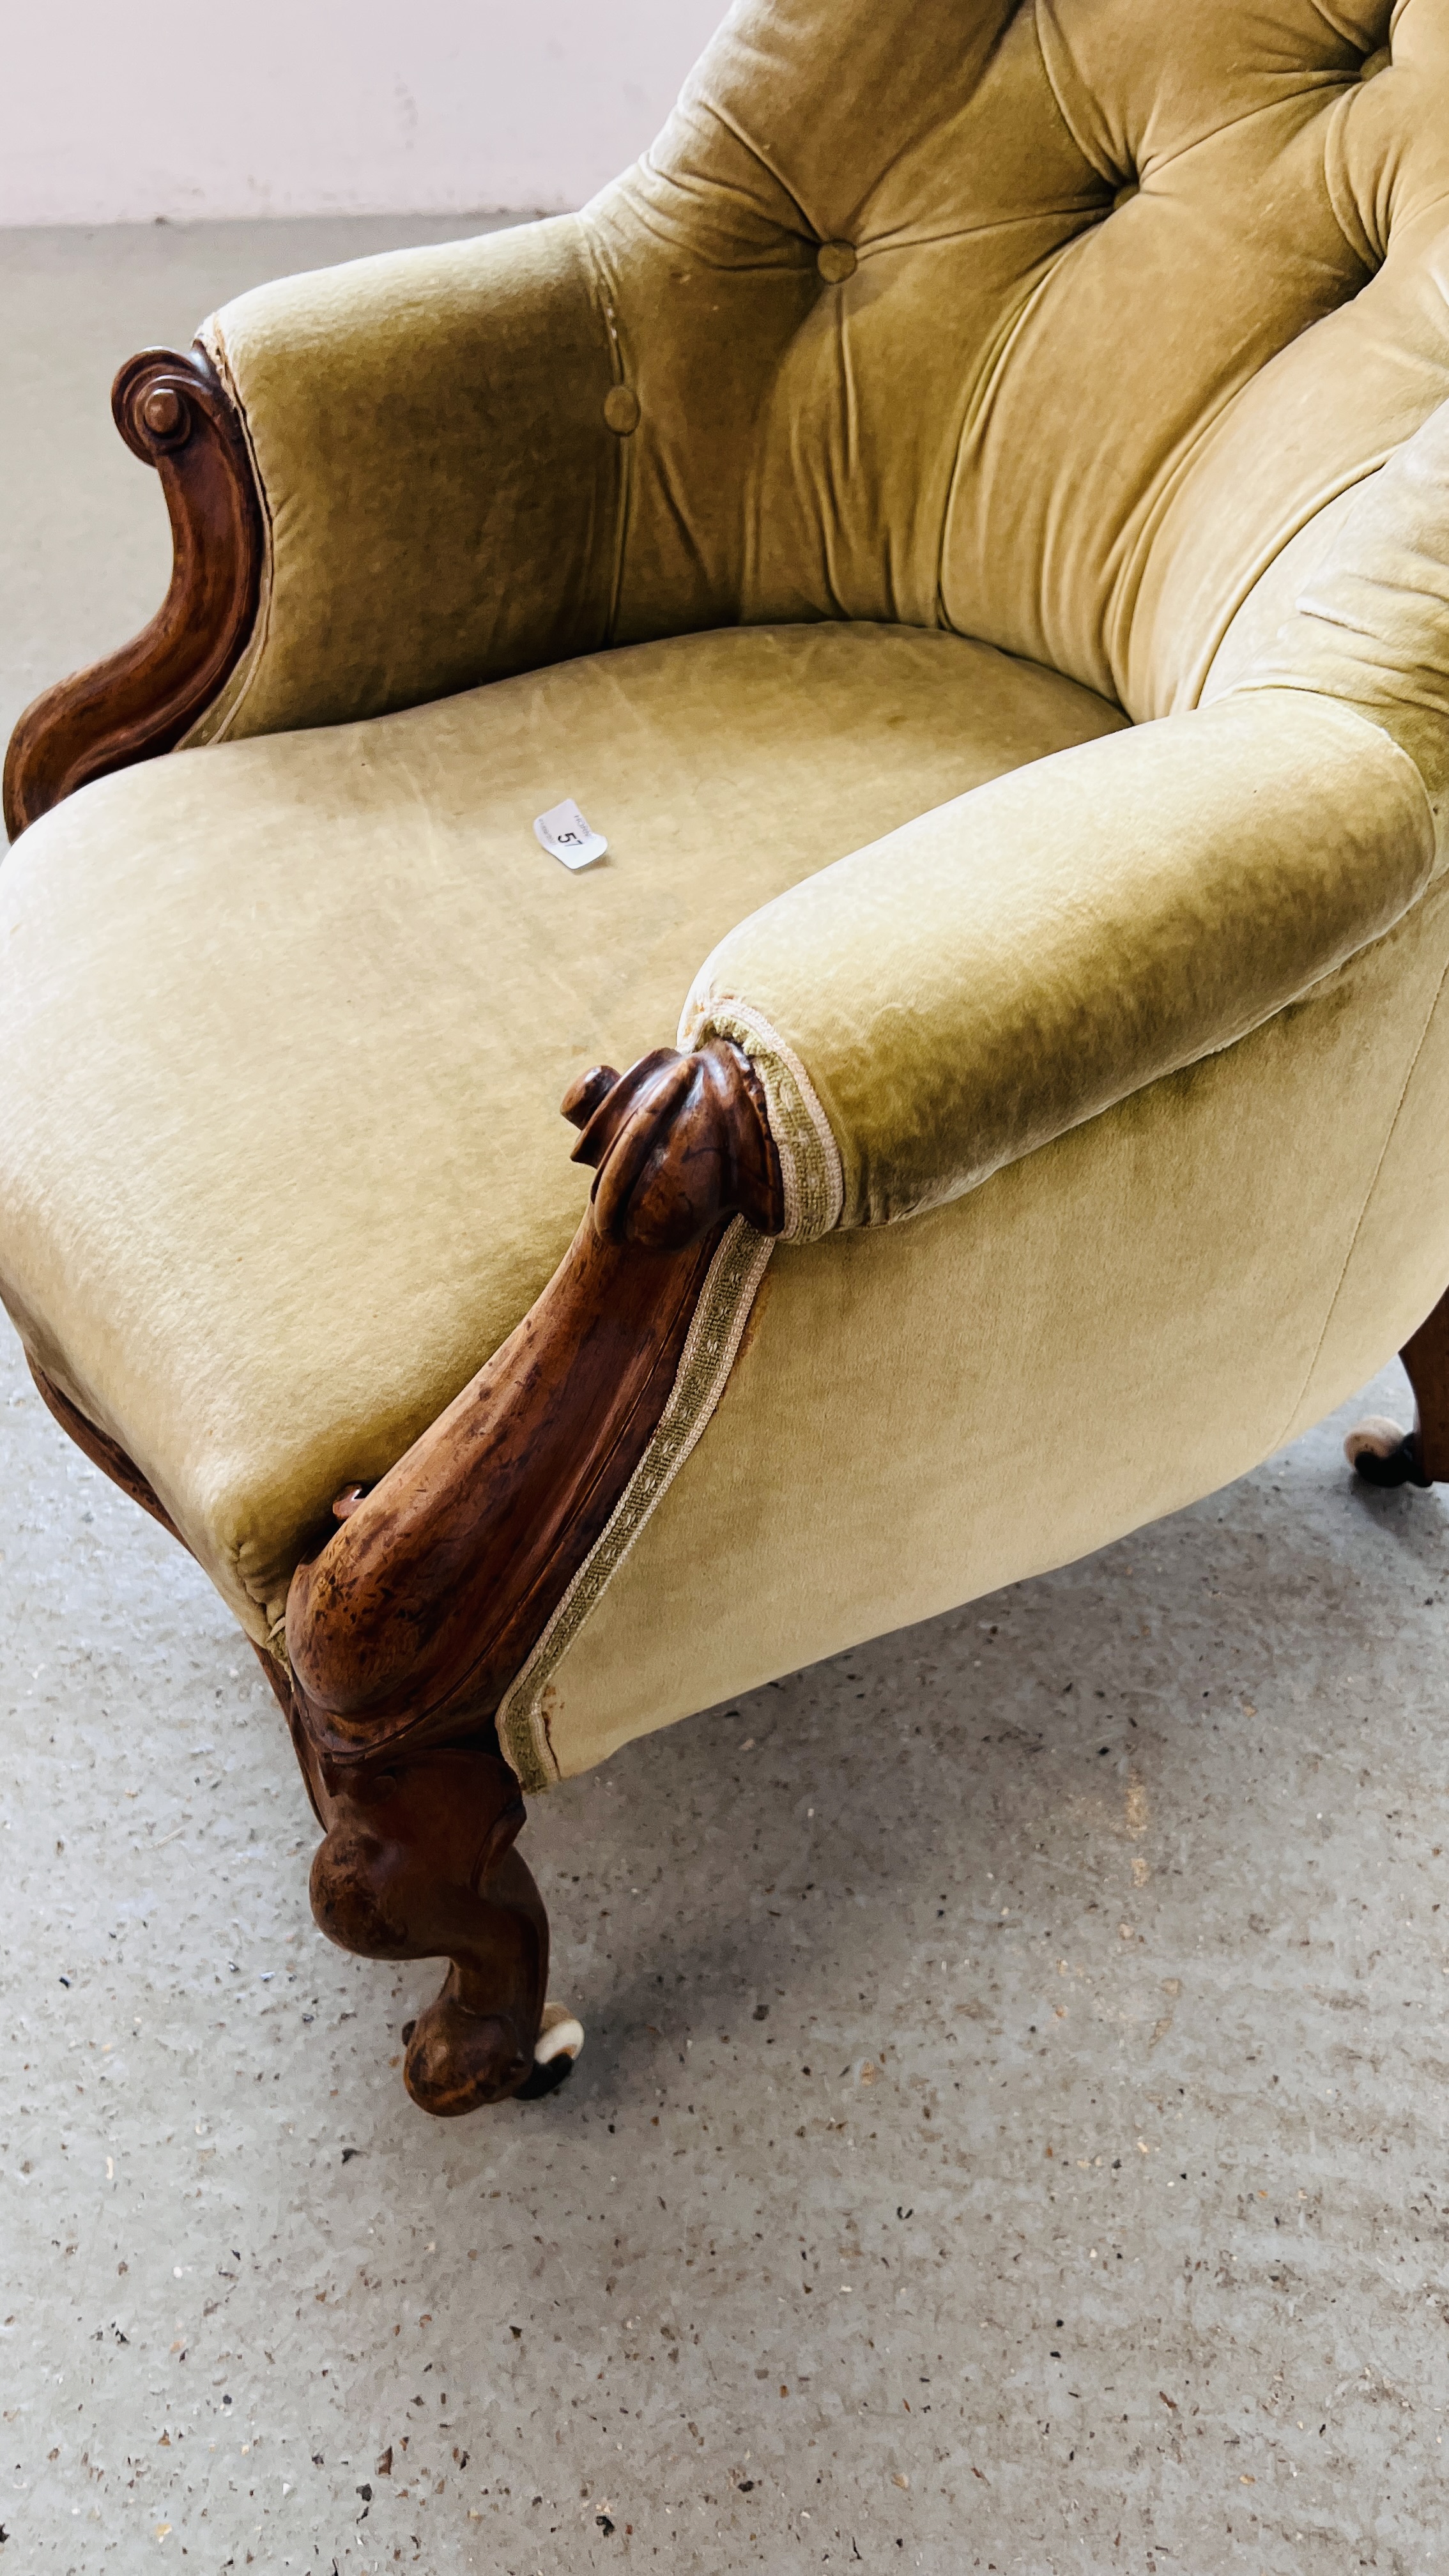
6,0,1449,2115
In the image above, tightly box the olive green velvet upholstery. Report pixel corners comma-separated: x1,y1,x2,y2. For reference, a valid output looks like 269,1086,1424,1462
198,0,1449,740
684,691,1431,1232
513,870,1449,1782
3,0,1449,1783
0,627,1123,1641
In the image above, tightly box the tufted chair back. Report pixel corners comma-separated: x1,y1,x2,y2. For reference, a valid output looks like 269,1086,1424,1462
590,0,1449,718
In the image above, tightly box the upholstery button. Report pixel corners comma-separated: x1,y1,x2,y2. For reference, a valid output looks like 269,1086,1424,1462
603,385,640,436
1112,181,1138,211
816,240,857,284
1360,43,1390,77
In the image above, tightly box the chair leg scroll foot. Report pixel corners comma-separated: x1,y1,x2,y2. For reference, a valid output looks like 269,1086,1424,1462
307,1743,551,2117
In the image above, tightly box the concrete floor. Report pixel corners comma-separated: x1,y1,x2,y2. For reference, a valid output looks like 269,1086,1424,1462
5,221,1449,2575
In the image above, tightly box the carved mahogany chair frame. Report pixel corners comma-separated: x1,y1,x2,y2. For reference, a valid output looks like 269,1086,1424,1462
6,346,1446,2116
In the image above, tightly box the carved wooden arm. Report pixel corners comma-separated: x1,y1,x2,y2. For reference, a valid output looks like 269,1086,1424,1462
29,1039,780,2116
272,1039,782,2112
3,346,263,842
286,1039,781,1752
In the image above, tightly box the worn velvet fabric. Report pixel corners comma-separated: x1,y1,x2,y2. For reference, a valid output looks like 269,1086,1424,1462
2,0,1448,1766
201,0,1449,744
516,872,1449,1781
0,627,1119,1643
682,692,1431,1232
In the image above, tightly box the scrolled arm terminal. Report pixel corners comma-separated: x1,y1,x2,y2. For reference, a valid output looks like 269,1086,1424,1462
3,346,263,841
562,1039,784,1248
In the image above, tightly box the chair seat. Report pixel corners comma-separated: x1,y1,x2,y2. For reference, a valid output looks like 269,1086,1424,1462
0,620,1124,1644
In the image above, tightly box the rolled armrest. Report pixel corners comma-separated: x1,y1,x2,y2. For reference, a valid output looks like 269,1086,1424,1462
197,219,625,744
681,691,1435,1233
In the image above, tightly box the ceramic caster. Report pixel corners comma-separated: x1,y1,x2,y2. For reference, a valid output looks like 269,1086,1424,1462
517,2000,585,2100
1344,1416,1423,1488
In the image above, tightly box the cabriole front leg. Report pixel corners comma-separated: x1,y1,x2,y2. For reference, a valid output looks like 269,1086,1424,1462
306,1740,551,2115
281,1038,784,2114
22,1035,779,2120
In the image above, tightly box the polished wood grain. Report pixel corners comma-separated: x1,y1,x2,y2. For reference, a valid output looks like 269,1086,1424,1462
29,1042,781,2114
28,1360,185,1544
287,1212,727,1753
3,346,263,842
564,1039,783,1249
306,1740,551,2116
287,1043,781,1756
1401,1286,1449,1483
280,1039,781,2109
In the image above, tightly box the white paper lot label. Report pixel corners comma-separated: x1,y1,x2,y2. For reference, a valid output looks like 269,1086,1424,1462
534,797,608,870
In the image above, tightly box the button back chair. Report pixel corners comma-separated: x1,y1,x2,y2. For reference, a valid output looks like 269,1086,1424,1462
6,0,1449,2113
